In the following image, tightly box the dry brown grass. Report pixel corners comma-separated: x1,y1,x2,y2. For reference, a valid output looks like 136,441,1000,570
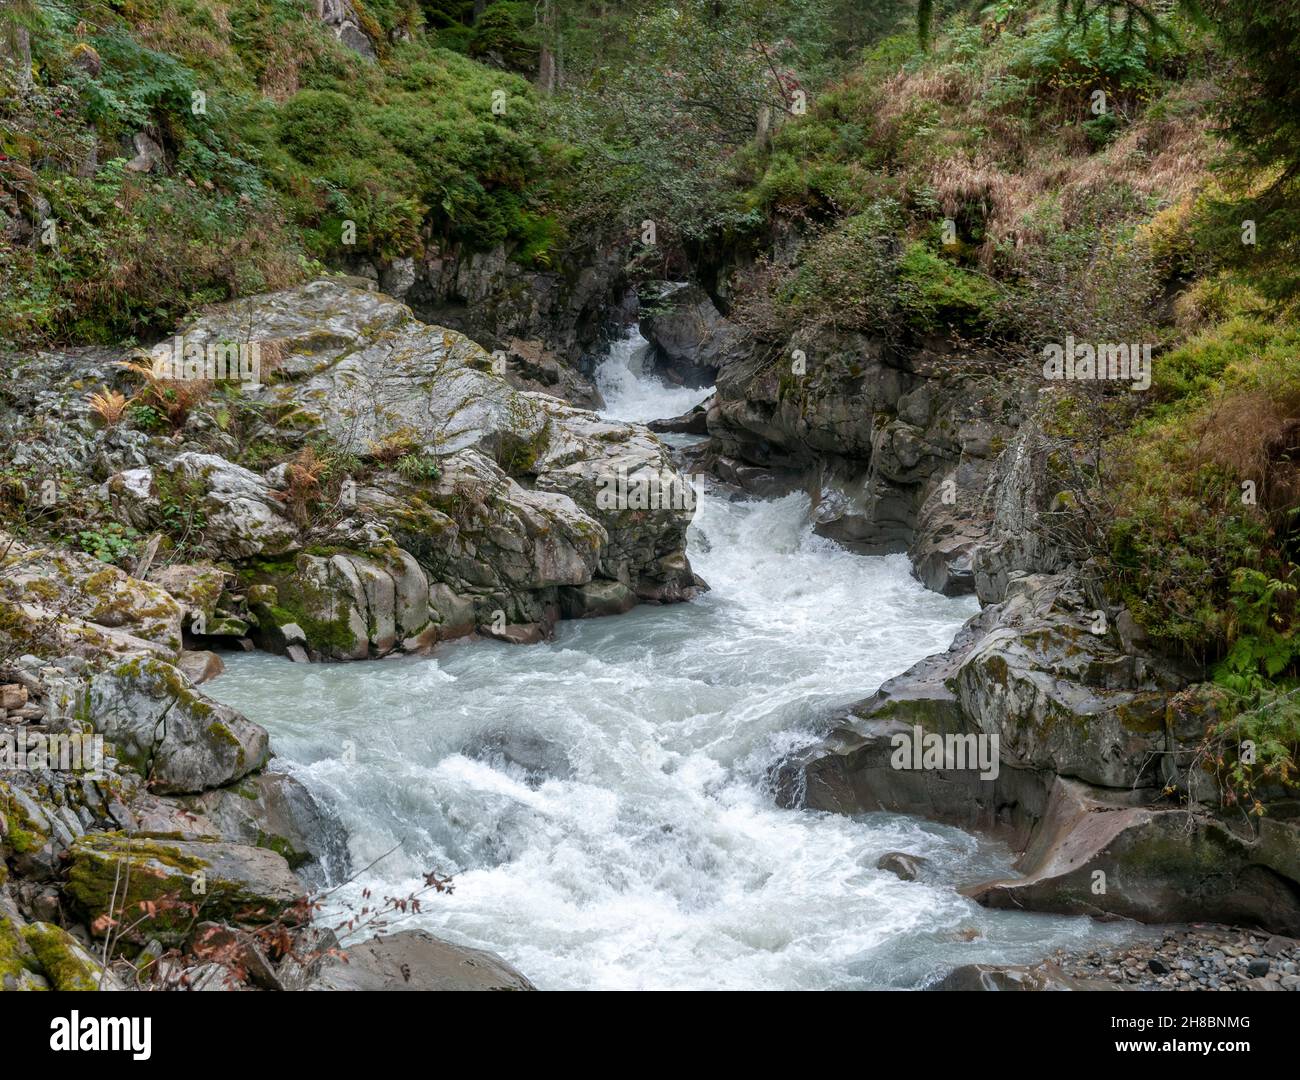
1193,385,1300,512
278,445,328,526
257,14,337,102
130,0,238,67
88,387,129,427
877,55,1221,267
117,354,212,428
874,65,978,126
258,45,302,102
258,338,287,379
366,428,421,465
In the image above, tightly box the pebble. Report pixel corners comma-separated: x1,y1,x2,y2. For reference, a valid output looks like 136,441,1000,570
1052,926,1300,992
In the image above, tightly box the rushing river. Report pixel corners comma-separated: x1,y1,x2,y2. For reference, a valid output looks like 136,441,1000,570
207,329,1144,989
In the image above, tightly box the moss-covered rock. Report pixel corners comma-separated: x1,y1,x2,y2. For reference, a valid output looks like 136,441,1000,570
22,922,113,991
951,574,1183,789
146,563,230,634
966,779,1300,935
86,659,269,794
107,453,300,561
66,832,305,945
170,281,701,623
0,911,49,991
176,771,350,883
242,543,439,660
0,532,183,663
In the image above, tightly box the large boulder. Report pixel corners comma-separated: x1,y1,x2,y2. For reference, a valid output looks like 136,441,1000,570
158,279,702,639
639,282,745,386
772,639,1055,848
952,576,1176,789
0,533,183,663
965,416,1066,604
966,779,1300,935
700,312,1047,598
778,566,1300,933
106,453,299,560
84,658,269,794
66,833,305,945
378,449,605,595
307,930,535,991
244,544,437,660
775,572,1182,834
710,328,892,474
315,0,378,59
175,771,350,883
499,336,603,409
404,239,628,371
147,563,230,632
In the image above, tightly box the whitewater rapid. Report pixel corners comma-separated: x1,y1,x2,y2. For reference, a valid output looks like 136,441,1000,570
206,328,1144,989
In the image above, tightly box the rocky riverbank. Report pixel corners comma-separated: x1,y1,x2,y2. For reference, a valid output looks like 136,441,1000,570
935,925,1300,991
1,277,711,991
2,269,1296,991
640,277,1300,947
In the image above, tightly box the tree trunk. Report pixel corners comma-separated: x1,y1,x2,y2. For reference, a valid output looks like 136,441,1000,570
536,0,557,94
9,28,33,93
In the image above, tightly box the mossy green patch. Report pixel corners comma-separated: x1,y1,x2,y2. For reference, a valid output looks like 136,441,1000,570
0,914,40,982
23,923,104,992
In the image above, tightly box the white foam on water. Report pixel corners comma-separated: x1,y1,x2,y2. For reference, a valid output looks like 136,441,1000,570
206,334,1148,989
594,326,713,425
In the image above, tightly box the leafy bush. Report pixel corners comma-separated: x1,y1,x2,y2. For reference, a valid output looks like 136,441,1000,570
1099,314,1300,665
76,523,140,564
1206,685,1300,813
0,0,568,344
468,3,538,71
1001,9,1162,100
897,242,1002,334
773,204,903,336
396,452,441,482
1216,569,1300,691
276,91,359,163
997,194,1165,348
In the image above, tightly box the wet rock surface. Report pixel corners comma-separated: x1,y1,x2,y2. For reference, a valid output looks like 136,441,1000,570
639,282,741,387
307,929,536,991
110,280,704,659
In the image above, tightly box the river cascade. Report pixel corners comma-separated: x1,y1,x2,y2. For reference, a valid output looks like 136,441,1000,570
206,329,1146,990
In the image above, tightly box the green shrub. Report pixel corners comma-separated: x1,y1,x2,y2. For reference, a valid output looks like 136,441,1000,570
1205,684,1300,813
395,452,441,482
468,2,538,72
1151,314,1300,408
897,242,1002,334
0,0,567,345
277,90,359,163
776,205,904,336
1099,313,1300,665
76,523,141,565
